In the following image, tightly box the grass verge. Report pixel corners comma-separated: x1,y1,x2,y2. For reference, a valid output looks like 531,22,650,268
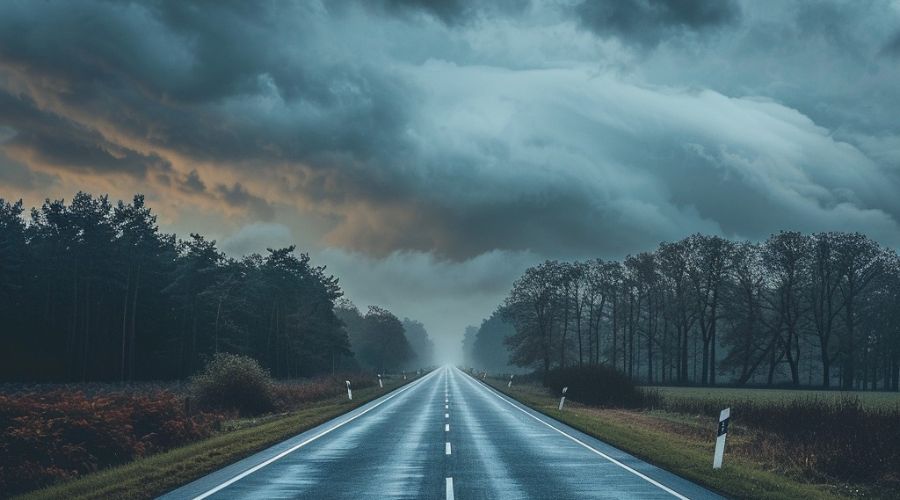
482,379,857,500
16,378,418,500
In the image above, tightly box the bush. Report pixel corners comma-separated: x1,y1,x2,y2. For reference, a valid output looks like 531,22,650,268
0,389,221,496
543,365,659,408
272,373,376,411
191,354,275,416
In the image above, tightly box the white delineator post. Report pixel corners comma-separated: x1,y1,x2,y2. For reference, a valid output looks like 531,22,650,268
713,407,730,469
378,374,383,389
345,380,352,400
507,375,514,388
558,386,569,411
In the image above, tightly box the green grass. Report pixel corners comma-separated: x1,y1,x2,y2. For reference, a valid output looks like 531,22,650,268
646,385,900,409
486,379,854,500
17,379,416,500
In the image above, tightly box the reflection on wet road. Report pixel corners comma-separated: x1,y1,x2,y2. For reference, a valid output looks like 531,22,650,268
161,367,722,500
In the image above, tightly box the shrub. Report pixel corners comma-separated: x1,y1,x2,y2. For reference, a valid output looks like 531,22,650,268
543,365,659,408
0,390,221,496
272,373,376,411
191,353,275,416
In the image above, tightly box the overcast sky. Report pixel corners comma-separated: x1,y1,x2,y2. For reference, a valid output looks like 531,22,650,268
2,0,900,361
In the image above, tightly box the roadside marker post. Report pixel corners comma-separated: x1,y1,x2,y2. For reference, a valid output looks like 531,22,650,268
508,375,514,388
713,407,730,469
558,386,568,411
378,374,383,389
345,380,352,400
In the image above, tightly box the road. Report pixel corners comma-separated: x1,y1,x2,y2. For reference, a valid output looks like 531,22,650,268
161,366,722,499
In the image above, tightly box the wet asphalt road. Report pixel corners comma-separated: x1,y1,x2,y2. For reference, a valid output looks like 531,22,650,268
161,366,723,500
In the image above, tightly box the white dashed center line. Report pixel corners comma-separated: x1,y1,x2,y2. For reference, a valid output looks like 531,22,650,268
446,477,454,500
445,442,452,455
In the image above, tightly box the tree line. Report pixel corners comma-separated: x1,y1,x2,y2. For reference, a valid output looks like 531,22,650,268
497,232,900,390
0,193,432,382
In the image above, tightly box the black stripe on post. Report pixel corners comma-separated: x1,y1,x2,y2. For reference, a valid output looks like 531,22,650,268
717,417,730,437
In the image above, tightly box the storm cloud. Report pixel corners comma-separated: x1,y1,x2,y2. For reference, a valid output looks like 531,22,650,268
2,0,900,355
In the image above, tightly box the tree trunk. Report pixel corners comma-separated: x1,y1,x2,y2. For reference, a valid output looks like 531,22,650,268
128,264,140,380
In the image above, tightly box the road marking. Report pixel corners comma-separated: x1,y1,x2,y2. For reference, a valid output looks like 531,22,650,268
189,370,439,500
445,423,450,432
445,413,449,419
445,442,452,455
463,369,690,500
445,404,449,409
446,477,454,500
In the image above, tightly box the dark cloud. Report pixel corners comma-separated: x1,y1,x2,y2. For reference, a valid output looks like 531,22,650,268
372,0,530,25
0,0,898,264
215,182,275,221
574,0,741,48
0,90,170,177
0,150,57,190
180,170,206,194
882,31,900,57
0,0,413,168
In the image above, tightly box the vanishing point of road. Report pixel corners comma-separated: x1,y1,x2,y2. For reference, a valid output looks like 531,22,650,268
161,366,722,499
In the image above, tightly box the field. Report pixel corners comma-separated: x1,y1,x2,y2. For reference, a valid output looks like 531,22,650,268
646,385,900,409
488,377,900,500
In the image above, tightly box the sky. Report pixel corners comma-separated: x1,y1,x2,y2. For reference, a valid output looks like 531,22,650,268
2,0,900,362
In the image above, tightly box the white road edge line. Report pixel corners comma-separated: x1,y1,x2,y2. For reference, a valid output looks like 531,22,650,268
461,368,690,500
445,442,452,455
446,477,454,500
190,370,439,500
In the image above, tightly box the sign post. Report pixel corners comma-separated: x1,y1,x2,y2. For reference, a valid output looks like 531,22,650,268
346,380,352,400
378,374,383,389
713,407,730,469
507,375,514,388
558,386,569,411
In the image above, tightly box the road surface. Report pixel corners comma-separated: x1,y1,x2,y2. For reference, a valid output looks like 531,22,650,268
162,366,722,499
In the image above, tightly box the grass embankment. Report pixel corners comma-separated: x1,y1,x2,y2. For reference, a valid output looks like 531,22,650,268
483,379,871,500
17,378,417,500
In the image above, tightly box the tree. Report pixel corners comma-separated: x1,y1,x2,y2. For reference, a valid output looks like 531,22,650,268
834,233,882,389
687,234,733,386
471,309,517,372
402,318,435,369
358,306,413,373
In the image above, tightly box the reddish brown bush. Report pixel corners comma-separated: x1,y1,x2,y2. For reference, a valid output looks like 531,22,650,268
0,389,222,496
272,373,376,410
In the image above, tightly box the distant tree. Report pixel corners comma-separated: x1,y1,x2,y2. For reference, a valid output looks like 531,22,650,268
358,306,413,373
402,318,434,369
471,309,517,372
462,325,478,365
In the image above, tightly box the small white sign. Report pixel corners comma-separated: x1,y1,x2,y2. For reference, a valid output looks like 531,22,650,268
713,407,730,469
558,387,569,410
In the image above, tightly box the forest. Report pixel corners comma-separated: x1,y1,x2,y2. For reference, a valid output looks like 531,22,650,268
477,232,900,390
0,193,432,382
